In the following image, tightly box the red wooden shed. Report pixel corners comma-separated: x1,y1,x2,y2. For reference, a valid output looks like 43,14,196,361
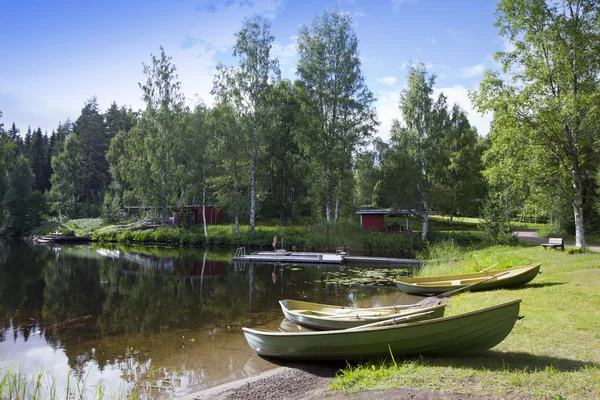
355,210,388,232
175,205,224,225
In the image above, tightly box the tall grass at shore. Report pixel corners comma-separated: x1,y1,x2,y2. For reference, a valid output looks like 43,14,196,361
415,240,534,277
0,363,135,400
331,245,600,399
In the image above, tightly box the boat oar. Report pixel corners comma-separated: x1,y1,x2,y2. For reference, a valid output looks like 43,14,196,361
436,271,511,298
325,312,386,319
478,263,500,273
344,310,435,330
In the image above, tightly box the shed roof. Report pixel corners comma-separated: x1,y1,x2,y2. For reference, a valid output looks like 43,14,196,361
355,209,412,215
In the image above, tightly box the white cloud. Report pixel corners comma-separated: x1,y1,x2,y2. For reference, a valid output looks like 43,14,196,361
271,40,297,60
459,63,485,78
428,37,436,44
377,76,397,86
435,85,492,135
391,0,416,10
375,90,402,141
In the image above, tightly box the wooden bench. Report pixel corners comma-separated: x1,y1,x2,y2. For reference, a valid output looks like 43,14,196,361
541,237,564,251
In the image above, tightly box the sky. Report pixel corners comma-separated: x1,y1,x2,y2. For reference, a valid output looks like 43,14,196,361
0,0,506,140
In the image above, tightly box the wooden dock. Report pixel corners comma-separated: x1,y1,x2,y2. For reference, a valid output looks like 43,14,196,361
232,249,421,266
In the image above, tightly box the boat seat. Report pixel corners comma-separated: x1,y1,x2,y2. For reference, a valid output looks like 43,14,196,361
459,278,498,285
415,281,452,286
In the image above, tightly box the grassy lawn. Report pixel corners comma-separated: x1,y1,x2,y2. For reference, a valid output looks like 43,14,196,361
330,245,600,399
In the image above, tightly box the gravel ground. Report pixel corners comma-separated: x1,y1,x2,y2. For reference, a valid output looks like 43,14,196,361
180,361,503,400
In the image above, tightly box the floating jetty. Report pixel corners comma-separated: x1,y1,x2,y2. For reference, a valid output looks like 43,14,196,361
232,248,421,266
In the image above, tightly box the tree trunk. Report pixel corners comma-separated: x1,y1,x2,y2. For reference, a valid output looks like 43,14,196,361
202,152,208,242
417,172,428,241
334,171,342,222
572,174,585,248
421,206,429,242
249,118,257,235
324,166,332,224
233,151,240,235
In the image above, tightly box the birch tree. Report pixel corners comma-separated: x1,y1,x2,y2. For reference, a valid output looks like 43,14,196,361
295,10,377,223
471,0,600,248
212,15,280,235
111,47,188,218
395,64,443,240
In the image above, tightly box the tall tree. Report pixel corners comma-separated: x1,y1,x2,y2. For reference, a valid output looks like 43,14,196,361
354,138,386,207
0,115,16,212
260,79,308,220
6,123,21,149
430,104,486,224
49,134,84,218
472,0,600,248
2,155,34,236
75,97,109,208
28,128,50,192
396,63,444,240
296,10,377,223
206,101,249,234
110,47,188,217
213,15,280,235
105,102,134,140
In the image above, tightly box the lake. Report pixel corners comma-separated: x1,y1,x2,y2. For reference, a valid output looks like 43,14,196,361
0,239,417,399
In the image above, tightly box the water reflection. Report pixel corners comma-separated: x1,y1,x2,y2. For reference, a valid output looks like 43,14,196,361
0,240,414,398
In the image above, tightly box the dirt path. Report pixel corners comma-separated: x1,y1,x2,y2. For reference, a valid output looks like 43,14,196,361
513,229,600,251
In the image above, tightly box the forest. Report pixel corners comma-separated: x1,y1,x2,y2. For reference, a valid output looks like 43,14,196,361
1,1,600,248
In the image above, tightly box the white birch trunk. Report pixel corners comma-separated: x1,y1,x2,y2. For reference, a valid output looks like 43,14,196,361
325,166,332,223
572,175,585,248
334,171,342,222
249,118,257,235
202,158,208,242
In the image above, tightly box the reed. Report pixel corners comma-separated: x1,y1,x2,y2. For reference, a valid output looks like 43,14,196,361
0,363,133,400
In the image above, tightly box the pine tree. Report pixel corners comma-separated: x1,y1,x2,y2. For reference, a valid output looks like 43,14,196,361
2,155,34,236
75,97,109,208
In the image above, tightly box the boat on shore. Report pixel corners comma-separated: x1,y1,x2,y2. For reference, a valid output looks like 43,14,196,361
279,299,446,330
394,264,541,296
243,299,522,360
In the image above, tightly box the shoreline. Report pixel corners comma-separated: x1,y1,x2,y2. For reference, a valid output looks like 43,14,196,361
177,361,504,400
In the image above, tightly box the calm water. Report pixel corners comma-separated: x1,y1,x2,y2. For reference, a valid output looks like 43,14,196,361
0,239,417,399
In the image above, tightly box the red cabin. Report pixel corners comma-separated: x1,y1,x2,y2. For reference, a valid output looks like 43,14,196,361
175,205,224,225
356,210,388,232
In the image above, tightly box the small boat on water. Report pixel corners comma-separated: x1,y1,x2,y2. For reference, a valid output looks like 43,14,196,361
279,299,446,330
243,299,522,360
394,264,541,296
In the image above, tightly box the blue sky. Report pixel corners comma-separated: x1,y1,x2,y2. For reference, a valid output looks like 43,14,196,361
1,0,505,139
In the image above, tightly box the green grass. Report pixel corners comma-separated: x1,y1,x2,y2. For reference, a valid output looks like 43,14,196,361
0,364,123,400
330,245,600,399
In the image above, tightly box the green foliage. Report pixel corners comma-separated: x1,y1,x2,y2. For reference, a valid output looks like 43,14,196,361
471,0,600,248
212,15,281,235
296,9,376,223
2,155,35,235
49,134,84,219
480,194,518,245
537,223,568,239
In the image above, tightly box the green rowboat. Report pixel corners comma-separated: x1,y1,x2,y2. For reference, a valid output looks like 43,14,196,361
394,264,541,296
243,299,522,360
279,299,446,330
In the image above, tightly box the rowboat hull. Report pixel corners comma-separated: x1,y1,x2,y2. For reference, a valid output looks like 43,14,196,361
243,300,522,360
280,299,446,330
395,264,541,296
